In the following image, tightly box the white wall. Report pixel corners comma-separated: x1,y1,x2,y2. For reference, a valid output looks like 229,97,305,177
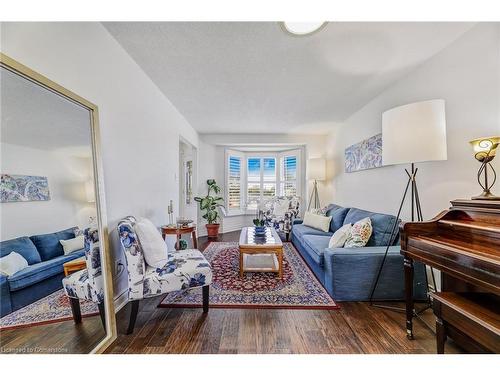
0,22,199,299
325,23,500,220
197,133,327,235
1,142,95,239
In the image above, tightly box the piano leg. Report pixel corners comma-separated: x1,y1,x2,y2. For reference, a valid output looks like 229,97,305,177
435,317,447,354
404,256,414,339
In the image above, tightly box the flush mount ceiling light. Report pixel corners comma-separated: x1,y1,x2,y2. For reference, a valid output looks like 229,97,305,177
280,22,327,36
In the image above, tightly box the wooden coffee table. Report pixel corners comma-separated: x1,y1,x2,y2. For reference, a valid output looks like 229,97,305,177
239,226,283,279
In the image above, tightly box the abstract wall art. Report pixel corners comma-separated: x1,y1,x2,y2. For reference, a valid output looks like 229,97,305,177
0,174,50,203
345,133,383,173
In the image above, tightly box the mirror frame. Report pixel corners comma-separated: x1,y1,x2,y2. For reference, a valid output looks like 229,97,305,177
0,52,117,353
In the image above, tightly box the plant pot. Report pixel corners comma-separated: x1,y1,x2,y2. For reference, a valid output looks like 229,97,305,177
254,226,266,236
206,223,220,238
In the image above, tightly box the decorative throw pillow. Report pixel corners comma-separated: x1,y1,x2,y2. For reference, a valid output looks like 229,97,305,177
135,217,169,268
60,235,85,255
273,199,290,216
345,217,373,248
310,206,329,216
328,223,352,248
303,212,332,232
0,252,29,276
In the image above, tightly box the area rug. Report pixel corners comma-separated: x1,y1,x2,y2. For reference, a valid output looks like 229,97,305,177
0,289,99,331
159,241,338,310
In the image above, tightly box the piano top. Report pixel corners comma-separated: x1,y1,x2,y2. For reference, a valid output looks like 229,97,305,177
400,198,500,295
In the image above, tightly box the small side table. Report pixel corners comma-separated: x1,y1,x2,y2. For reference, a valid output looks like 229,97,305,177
63,256,86,276
161,225,198,250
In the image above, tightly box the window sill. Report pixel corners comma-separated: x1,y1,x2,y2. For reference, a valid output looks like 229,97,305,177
224,210,257,217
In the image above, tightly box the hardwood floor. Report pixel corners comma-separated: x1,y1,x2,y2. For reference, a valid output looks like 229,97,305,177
105,230,464,354
0,315,105,354
1,230,463,354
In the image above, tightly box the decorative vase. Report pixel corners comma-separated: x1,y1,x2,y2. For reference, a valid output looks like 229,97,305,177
175,239,188,250
254,226,266,236
206,223,220,238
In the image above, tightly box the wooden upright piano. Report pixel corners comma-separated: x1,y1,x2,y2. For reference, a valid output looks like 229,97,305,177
400,199,500,353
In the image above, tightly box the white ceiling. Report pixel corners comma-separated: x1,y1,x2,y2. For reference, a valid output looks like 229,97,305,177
1,66,92,154
106,22,474,135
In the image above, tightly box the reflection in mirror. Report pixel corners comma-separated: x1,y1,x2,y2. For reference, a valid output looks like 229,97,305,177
0,64,107,353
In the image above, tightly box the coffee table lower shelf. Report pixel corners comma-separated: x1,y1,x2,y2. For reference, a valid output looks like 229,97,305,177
240,252,283,278
238,226,284,280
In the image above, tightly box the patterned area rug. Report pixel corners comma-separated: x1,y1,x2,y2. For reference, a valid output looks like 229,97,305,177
159,242,338,310
0,289,98,330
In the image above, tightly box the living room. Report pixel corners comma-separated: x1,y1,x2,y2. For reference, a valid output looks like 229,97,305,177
1,0,499,372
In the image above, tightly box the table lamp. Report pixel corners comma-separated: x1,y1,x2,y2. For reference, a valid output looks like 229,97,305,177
469,136,500,200
307,158,326,211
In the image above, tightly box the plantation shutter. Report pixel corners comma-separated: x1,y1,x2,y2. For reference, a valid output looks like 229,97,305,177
226,149,245,213
283,156,297,196
279,149,301,197
228,156,242,209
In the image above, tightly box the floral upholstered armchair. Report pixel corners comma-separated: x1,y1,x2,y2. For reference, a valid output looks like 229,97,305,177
118,216,212,334
62,227,106,330
258,196,300,241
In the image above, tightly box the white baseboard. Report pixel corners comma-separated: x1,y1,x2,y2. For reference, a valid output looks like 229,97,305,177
114,290,129,313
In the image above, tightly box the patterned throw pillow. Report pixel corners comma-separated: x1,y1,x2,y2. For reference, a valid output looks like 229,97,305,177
345,217,373,248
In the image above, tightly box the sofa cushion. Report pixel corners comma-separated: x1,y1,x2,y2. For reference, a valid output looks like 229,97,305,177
0,274,12,317
57,227,77,242
8,249,85,291
326,206,350,233
301,234,332,265
30,227,77,261
0,237,41,265
343,208,398,247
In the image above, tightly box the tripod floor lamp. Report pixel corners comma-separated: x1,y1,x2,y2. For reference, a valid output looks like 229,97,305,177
307,158,326,211
369,99,448,327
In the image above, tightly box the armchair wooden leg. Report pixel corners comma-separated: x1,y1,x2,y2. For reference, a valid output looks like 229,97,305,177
202,285,209,313
97,301,106,332
286,232,290,242
69,298,82,324
127,300,140,335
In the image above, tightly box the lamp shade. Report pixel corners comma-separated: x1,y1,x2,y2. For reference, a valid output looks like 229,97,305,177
469,136,500,162
382,99,447,166
307,158,326,180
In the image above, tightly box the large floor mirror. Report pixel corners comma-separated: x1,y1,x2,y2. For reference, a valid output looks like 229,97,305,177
0,53,116,353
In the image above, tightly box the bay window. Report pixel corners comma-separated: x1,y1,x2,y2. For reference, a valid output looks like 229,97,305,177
225,149,301,214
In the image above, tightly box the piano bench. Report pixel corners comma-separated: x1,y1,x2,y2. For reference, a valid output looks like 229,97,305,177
432,292,500,354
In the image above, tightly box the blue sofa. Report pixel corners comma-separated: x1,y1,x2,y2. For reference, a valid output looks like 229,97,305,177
0,227,85,317
291,204,427,301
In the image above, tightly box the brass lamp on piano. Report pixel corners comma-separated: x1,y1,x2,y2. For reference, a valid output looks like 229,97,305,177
470,136,500,200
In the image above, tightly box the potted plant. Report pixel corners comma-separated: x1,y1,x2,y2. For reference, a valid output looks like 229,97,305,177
194,179,224,238
253,210,266,236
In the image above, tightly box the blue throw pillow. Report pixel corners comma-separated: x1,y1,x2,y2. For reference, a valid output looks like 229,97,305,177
30,227,77,261
0,237,41,265
326,206,350,233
